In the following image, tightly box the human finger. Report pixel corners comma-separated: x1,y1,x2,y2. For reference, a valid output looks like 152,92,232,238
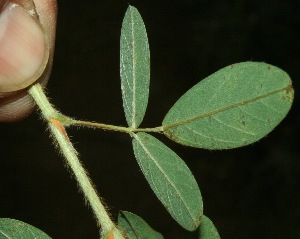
0,0,57,121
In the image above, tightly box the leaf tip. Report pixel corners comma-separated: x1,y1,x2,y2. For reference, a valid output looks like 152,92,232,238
283,84,294,103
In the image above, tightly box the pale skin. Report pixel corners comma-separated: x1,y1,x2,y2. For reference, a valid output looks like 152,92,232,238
0,0,57,121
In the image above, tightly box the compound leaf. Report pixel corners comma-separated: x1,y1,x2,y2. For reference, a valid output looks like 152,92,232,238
0,218,52,239
120,6,150,128
132,132,203,231
163,62,293,149
118,211,163,239
198,216,221,239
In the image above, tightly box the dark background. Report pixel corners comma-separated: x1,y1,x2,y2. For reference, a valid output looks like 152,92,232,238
1,0,300,238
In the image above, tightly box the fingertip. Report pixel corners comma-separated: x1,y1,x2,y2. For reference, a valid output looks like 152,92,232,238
0,0,57,121
0,91,34,122
0,1,49,92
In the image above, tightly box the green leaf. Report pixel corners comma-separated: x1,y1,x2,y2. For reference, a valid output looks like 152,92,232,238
0,218,52,239
163,62,294,149
182,215,221,239
132,132,203,231
198,216,221,239
118,211,163,239
120,6,150,128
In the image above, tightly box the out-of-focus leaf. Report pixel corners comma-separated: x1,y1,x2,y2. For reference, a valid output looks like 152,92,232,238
0,218,52,239
118,211,163,239
198,216,221,239
182,216,221,239
132,132,203,231
163,62,293,149
120,6,150,128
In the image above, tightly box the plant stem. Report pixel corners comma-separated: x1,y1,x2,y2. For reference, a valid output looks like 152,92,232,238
70,120,132,133
69,119,163,134
28,83,124,239
133,126,163,133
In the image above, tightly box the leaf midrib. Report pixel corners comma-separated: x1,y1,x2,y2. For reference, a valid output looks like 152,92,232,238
0,231,12,239
122,214,140,238
130,7,137,129
163,84,292,131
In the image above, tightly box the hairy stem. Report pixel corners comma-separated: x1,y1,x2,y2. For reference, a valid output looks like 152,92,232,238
69,119,163,134
28,83,124,239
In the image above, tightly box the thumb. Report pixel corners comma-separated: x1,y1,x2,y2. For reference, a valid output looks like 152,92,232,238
0,0,57,121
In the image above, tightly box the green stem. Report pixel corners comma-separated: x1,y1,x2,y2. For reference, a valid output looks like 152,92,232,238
70,120,132,133
28,84,124,239
133,126,163,133
69,119,163,134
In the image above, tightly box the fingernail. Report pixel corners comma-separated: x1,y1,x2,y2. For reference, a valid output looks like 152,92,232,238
0,1,49,92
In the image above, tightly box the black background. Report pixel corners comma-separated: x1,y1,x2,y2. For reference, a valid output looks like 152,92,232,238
1,0,300,238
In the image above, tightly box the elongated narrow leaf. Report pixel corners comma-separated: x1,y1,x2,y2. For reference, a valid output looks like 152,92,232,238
132,132,203,231
118,211,164,239
120,6,150,128
163,62,293,149
198,216,221,239
0,218,52,239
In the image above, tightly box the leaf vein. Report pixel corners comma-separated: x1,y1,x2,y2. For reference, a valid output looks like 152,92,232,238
183,124,241,144
211,116,256,136
238,106,267,122
164,85,290,130
130,9,137,128
0,231,12,239
206,75,228,104
259,101,284,115
120,49,133,92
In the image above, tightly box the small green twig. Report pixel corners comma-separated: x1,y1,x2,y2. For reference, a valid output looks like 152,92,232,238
28,83,124,239
132,126,163,133
69,120,133,133
68,119,164,134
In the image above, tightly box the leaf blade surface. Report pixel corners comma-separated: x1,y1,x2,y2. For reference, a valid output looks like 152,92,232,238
118,211,164,239
198,216,221,239
0,218,52,239
163,62,293,149
120,6,150,128
132,132,203,231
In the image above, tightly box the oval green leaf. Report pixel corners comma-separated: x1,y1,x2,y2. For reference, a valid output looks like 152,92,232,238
163,62,294,149
0,218,52,239
120,6,150,128
132,132,203,231
118,211,164,239
198,216,221,239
